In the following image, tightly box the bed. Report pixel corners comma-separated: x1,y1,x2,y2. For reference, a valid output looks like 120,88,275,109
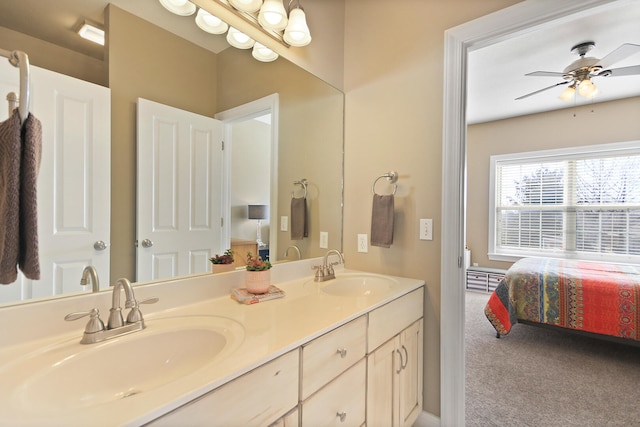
484,257,640,344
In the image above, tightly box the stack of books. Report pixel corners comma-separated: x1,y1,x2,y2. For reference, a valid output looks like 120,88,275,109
231,285,286,304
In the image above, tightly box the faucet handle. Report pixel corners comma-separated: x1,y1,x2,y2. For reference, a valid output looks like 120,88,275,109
65,308,105,333
126,296,159,324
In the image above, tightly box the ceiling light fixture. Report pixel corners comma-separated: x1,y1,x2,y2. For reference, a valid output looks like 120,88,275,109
195,8,229,34
252,42,279,62
159,0,196,16
229,0,263,14
77,21,105,46
283,3,310,47
258,0,288,31
226,27,256,49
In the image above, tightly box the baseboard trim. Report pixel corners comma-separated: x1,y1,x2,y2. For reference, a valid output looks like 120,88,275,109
414,411,440,427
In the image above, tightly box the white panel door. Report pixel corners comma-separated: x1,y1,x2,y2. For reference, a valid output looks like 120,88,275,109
0,62,111,303
136,98,224,282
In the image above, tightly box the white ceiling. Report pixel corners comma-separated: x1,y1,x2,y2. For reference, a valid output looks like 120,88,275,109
1,1,639,125
467,0,640,124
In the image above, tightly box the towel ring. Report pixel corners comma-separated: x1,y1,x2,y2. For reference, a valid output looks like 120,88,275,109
291,179,308,198
372,171,398,195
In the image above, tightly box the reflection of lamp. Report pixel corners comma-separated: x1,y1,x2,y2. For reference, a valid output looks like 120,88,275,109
248,205,269,247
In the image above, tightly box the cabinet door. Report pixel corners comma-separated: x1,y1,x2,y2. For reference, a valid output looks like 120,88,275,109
398,320,423,427
366,337,400,427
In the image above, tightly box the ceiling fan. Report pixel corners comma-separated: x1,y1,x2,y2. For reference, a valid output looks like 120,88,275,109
515,41,640,101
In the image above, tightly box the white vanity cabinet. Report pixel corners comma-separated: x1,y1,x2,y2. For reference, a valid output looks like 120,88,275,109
367,288,424,427
148,349,299,427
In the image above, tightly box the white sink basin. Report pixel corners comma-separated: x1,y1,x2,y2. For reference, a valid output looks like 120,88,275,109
0,315,244,414
320,273,398,297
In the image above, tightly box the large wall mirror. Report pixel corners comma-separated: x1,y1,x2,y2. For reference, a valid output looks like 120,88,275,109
0,1,343,306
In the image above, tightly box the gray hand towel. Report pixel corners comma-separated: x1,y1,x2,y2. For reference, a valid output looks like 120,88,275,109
290,197,308,240
0,111,22,284
19,113,42,280
371,194,394,248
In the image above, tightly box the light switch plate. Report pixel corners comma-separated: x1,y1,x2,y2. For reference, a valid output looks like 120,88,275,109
419,218,433,240
320,231,328,248
280,216,288,231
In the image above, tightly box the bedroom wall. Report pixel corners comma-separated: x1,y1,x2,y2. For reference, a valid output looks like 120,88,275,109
466,96,640,270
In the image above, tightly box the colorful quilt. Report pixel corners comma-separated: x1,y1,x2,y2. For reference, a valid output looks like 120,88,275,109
485,257,640,341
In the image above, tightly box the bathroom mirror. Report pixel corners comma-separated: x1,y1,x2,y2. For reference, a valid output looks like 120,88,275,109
0,1,343,306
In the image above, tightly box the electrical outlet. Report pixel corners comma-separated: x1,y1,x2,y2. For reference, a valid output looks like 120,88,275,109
320,231,328,248
280,216,288,231
357,234,368,252
419,218,433,240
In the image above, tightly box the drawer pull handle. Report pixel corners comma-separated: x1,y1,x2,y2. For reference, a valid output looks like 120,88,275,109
396,348,404,374
337,411,347,422
337,348,347,358
401,345,409,370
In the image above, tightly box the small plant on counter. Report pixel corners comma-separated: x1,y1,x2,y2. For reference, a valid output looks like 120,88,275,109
209,249,235,265
245,252,272,271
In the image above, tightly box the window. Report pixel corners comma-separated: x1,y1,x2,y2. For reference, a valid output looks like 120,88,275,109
489,141,640,263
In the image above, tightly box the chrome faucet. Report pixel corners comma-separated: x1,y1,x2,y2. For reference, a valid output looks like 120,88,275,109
80,266,100,293
284,245,301,260
64,277,158,344
313,249,344,282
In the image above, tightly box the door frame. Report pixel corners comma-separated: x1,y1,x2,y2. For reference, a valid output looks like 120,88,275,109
440,0,618,424
215,93,280,261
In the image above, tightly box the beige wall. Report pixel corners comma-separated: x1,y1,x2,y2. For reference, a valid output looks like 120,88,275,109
342,0,522,416
467,96,640,271
107,5,218,280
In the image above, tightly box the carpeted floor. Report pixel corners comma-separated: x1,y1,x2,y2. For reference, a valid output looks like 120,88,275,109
465,290,640,427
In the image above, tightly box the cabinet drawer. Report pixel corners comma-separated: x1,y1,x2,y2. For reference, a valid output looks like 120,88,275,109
368,287,424,352
488,273,504,291
301,358,366,427
149,349,299,426
301,315,366,399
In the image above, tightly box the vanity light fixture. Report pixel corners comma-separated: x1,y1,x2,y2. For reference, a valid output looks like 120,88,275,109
158,0,196,16
252,42,278,62
77,21,105,46
227,27,256,49
229,0,263,14
258,0,288,31
195,8,229,34
283,2,311,47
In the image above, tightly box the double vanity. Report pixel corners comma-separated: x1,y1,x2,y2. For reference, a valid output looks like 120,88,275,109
0,257,424,426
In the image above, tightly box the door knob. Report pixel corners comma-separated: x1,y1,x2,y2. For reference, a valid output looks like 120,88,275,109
94,241,108,250
141,239,154,248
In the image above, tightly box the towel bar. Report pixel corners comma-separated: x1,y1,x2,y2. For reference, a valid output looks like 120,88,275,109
372,171,398,195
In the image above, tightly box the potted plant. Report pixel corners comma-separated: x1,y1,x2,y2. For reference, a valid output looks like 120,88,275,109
209,249,235,273
245,252,272,293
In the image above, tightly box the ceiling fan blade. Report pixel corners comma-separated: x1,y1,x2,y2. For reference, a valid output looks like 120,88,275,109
515,81,569,100
525,71,566,77
595,43,640,69
597,65,640,77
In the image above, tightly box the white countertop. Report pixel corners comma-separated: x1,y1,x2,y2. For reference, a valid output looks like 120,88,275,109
0,259,424,426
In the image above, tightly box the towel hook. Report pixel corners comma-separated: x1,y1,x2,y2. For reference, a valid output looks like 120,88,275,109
291,178,308,198
372,171,398,195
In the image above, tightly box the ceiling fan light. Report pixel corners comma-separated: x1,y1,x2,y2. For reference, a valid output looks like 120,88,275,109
226,27,255,49
283,8,311,47
559,85,576,102
578,79,597,98
195,9,228,34
258,0,288,31
252,42,279,62
158,0,196,16
229,0,263,13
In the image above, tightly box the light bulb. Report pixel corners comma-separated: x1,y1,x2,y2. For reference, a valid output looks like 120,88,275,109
578,79,597,98
258,0,288,31
195,9,228,34
284,8,311,46
559,85,576,102
252,42,278,62
158,0,196,16
226,27,255,49
229,0,263,13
